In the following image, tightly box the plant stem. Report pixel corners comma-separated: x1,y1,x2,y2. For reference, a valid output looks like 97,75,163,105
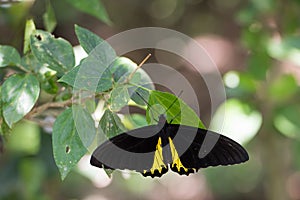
25,98,73,119
125,53,151,83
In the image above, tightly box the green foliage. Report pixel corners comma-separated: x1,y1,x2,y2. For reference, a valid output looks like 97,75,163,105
99,109,126,138
23,19,36,54
146,90,205,129
43,1,57,33
274,105,300,139
267,36,300,65
1,3,300,199
109,85,131,111
122,114,148,129
7,121,40,154
1,74,40,128
226,1,300,199
268,74,298,102
52,107,89,180
66,0,112,25
58,40,116,92
0,0,300,200
74,25,104,54
0,45,21,67
210,98,262,145
247,52,271,80
1,17,197,180
19,158,46,200
30,30,75,76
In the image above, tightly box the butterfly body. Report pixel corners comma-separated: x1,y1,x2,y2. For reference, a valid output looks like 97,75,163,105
91,115,249,178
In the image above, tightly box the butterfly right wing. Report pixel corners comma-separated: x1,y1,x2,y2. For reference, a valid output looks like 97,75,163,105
167,125,249,175
90,125,169,177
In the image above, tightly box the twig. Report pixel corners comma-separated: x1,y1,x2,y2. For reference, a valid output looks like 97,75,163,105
26,98,73,119
0,0,21,5
126,53,151,83
30,118,55,128
25,92,98,120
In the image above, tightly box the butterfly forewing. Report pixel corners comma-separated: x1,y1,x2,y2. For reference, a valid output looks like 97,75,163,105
91,125,169,176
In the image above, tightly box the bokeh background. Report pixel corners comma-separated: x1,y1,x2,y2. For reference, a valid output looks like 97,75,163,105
1,0,300,200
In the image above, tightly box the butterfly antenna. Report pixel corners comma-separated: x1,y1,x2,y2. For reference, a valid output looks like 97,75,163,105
135,91,159,122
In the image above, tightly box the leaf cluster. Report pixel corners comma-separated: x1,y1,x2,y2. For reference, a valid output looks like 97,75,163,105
0,21,204,180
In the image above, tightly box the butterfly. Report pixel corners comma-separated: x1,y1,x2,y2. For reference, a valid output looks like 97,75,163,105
90,108,249,178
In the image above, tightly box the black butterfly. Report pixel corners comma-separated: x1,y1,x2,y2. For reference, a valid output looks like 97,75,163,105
90,113,249,178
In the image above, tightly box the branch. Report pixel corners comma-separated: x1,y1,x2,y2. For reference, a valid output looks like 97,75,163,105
125,53,151,83
26,98,73,119
0,0,22,5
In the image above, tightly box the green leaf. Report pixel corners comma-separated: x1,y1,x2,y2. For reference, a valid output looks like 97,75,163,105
99,109,126,138
0,107,11,137
23,19,36,54
40,71,59,94
85,99,96,113
145,90,205,129
43,1,57,33
72,105,96,149
30,30,75,76
210,99,262,144
110,57,151,84
1,74,40,128
75,24,104,54
66,0,112,25
122,114,148,130
109,57,154,105
128,86,153,106
59,41,116,92
274,105,300,139
52,107,89,180
109,85,130,112
89,122,108,151
21,53,44,73
0,45,21,67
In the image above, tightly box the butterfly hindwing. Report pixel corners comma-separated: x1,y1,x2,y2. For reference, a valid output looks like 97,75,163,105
90,125,169,177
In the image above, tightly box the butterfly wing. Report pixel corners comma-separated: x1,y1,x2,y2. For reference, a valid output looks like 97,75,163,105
90,125,169,177
166,125,249,175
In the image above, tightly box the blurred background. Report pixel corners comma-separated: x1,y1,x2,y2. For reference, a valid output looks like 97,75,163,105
1,0,300,199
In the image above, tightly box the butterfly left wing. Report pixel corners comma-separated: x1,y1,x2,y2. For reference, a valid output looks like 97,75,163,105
166,125,249,175
90,125,169,178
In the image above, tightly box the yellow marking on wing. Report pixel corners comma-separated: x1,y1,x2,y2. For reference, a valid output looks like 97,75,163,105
144,137,167,175
168,137,189,172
